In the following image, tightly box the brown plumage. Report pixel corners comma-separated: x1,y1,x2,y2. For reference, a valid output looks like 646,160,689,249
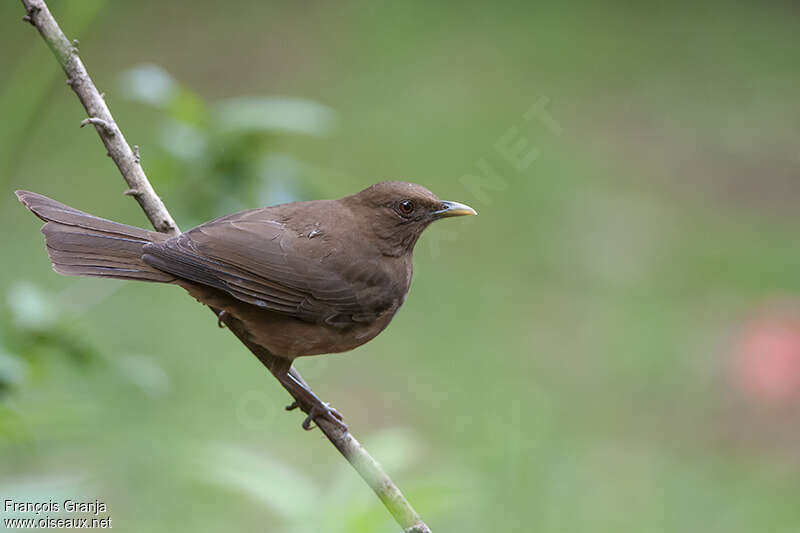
16,182,476,361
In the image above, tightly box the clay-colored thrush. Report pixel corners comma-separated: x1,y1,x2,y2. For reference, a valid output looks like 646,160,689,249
16,181,476,427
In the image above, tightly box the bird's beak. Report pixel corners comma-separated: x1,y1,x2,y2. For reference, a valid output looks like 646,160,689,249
433,200,477,219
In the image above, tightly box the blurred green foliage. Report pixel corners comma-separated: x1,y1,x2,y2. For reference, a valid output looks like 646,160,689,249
2,1,800,532
119,64,335,224
0,282,94,403
194,430,455,533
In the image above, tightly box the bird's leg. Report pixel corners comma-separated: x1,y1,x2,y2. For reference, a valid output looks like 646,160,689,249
285,367,344,429
287,375,346,431
211,307,345,432
273,360,347,432
287,398,345,431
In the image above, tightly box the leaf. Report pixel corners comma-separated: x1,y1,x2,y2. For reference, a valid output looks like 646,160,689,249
0,348,29,388
157,119,208,161
256,154,308,206
7,281,59,331
167,88,209,126
120,63,178,107
195,443,319,520
215,97,335,137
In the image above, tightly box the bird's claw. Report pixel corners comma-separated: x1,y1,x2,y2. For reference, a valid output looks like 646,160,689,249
303,403,346,432
217,310,227,328
286,400,346,432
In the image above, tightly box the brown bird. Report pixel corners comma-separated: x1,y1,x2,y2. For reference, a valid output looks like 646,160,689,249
16,181,476,427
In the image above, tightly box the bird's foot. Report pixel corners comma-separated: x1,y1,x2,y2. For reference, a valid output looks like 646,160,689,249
217,310,228,328
286,400,347,432
304,402,347,432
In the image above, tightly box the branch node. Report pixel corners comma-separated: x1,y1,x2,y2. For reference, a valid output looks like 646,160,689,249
123,188,142,197
80,117,115,136
22,4,39,25
156,220,175,233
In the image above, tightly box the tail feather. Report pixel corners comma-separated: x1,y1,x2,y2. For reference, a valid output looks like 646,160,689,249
16,190,175,283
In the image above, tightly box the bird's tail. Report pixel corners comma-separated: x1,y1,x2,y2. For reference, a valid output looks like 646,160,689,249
15,190,175,282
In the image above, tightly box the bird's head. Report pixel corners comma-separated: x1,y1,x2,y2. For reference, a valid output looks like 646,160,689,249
343,181,476,257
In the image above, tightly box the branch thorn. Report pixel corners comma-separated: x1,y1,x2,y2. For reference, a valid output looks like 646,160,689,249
22,4,39,25
80,117,115,136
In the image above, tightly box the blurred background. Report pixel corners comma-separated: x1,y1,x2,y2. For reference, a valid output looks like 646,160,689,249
2,1,800,531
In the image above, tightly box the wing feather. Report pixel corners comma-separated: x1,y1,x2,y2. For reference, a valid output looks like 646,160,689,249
142,207,396,325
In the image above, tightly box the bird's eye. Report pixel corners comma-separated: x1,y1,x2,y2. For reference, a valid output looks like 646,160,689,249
398,200,415,216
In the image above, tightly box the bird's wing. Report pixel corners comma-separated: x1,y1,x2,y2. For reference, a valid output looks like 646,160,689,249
141,208,397,326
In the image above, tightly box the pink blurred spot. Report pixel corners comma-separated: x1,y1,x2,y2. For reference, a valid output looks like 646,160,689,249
732,307,800,406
